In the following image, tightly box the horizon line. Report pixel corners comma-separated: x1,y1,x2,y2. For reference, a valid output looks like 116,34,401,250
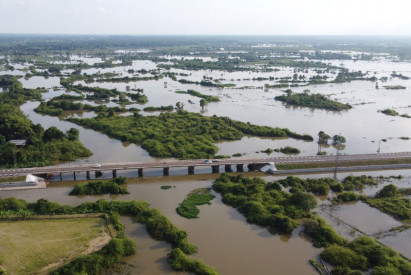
1,33,411,37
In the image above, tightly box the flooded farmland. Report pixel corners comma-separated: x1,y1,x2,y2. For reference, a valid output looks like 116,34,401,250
1,36,410,274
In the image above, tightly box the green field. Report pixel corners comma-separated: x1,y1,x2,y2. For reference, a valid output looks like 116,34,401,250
0,217,108,275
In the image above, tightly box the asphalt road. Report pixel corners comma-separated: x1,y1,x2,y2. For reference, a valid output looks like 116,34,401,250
1,152,411,178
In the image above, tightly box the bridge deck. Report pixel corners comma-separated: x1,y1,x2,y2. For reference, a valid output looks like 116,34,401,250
1,152,411,178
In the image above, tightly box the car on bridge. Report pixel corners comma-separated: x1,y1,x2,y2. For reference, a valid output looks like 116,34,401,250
204,159,213,164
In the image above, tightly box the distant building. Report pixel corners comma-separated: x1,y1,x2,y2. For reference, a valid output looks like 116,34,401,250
8,139,27,148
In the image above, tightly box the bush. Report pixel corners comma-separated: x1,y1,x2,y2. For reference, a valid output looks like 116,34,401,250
290,192,318,210
334,192,360,203
176,189,215,219
376,184,399,198
69,179,129,195
371,266,402,275
321,245,368,270
168,248,219,275
303,217,346,247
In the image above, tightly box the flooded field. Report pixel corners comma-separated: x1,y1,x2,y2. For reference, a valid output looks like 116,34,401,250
1,170,410,273
1,37,411,274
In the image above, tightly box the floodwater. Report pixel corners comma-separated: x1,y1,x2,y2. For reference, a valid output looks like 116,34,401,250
10,54,410,160
1,53,411,272
0,176,320,275
1,170,410,272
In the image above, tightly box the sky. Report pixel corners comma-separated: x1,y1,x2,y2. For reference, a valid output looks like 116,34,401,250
0,0,411,35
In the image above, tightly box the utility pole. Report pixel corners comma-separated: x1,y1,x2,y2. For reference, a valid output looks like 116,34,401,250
333,135,341,179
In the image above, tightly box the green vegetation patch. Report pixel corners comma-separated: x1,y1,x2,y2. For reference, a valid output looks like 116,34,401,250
321,236,411,274
176,188,215,219
69,176,129,196
333,184,411,221
381,108,399,116
274,146,301,154
168,248,219,275
213,173,318,234
53,234,136,275
275,90,352,111
161,185,173,190
364,196,410,221
66,111,312,159
34,100,136,116
362,184,410,221
277,175,379,196
380,108,411,119
144,105,174,112
0,217,106,274
384,85,406,90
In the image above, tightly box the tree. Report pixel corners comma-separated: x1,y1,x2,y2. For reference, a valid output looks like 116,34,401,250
66,128,79,141
176,102,184,112
333,135,346,145
318,131,331,144
43,126,65,142
107,110,115,117
290,192,318,210
199,99,207,110
376,184,398,198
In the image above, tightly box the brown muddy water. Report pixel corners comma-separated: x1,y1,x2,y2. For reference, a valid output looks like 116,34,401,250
1,170,410,273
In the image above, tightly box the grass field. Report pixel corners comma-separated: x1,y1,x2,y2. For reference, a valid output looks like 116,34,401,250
0,217,108,275
276,158,411,170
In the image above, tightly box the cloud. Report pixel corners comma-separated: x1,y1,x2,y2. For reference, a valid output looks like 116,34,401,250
98,6,107,13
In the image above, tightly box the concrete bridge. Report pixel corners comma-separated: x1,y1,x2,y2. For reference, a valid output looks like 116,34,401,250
1,152,411,180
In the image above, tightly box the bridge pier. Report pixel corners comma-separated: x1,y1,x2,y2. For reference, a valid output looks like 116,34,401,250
225,164,232,172
163,167,169,176
236,164,244,172
86,171,91,180
138,168,144,177
112,170,117,178
73,172,76,180
247,163,256,171
188,166,195,175
212,165,219,173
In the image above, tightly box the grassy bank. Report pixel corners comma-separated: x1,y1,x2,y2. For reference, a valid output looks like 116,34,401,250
0,217,108,274
276,158,411,170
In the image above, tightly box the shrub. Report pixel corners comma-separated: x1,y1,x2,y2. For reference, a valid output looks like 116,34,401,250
303,217,346,247
321,245,368,270
376,184,399,198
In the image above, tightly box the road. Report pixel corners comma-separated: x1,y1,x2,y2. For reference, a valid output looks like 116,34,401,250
1,152,411,178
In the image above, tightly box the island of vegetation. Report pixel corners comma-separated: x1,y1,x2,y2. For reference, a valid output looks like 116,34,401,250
383,85,406,90
212,173,411,275
143,105,174,112
176,188,215,219
66,111,313,159
275,89,352,111
69,176,129,195
380,108,411,118
261,146,301,155
34,100,139,116
274,146,301,154
175,89,220,103
0,197,219,275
